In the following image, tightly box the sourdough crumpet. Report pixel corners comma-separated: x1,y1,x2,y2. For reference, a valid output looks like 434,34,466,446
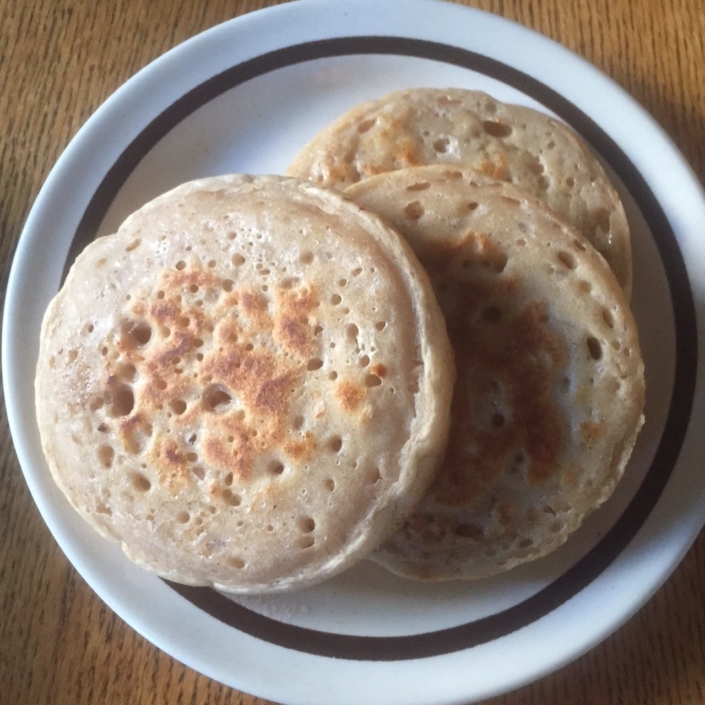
287,88,632,296
346,166,645,580
35,174,455,593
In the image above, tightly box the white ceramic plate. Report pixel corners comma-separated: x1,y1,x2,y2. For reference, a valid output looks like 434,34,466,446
5,1,705,703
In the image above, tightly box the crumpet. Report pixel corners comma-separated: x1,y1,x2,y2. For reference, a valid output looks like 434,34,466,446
288,88,632,295
35,174,455,593
347,165,644,580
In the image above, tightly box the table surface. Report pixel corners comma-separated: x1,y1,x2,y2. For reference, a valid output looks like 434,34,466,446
3,1,704,703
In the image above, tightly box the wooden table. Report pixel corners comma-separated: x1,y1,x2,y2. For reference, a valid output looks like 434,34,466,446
2,1,704,703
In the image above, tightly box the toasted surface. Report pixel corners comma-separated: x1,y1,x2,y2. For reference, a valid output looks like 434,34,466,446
35,174,455,593
346,166,645,580
287,88,632,295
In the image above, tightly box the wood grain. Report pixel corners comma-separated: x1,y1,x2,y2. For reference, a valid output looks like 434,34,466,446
1,1,703,704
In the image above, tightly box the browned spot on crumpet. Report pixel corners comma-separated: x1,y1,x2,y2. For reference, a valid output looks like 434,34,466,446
284,432,317,462
462,232,508,273
116,413,151,453
325,162,358,186
580,421,604,445
239,354,277,394
142,271,212,338
371,363,388,378
279,285,320,316
202,436,231,472
363,139,423,176
101,267,323,488
255,373,294,415
165,445,182,465
473,153,510,181
357,114,424,178
273,286,319,358
276,317,313,357
433,297,568,508
141,375,186,411
150,332,192,368
117,412,142,435
240,290,270,326
202,429,253,481
150,301,177,322
217,321,240,344
204,348,298,423
396,137,424,168
152,438,191,490
204,348,245,386
335,379,366,412
503,301,567,484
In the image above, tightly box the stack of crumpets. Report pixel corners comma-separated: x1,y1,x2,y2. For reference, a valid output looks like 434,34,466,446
36,89,644,591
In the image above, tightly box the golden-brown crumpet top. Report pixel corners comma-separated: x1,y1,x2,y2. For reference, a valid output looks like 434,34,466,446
35,174,455,593
287,88,632,296
346,166,645,581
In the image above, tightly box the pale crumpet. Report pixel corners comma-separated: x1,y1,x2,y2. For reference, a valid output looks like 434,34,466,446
347,165,644,580
288,88,632,296
35,174,455,593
